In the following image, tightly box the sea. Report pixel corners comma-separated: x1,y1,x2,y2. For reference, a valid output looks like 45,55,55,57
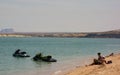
0,37,120,75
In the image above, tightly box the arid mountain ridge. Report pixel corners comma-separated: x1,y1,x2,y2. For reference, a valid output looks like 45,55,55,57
0,29,120,38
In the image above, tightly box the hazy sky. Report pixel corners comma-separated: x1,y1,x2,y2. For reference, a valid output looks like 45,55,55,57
0,0,120,32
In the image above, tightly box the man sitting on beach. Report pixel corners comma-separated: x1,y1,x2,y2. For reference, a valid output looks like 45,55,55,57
91,52,112,65
97,52,107,64
91,52,107,65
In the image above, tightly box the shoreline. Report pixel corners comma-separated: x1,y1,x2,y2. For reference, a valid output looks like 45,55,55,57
58,53,120,75
0,29,120,38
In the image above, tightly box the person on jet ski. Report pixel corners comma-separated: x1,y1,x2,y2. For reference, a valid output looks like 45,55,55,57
14,49,21,54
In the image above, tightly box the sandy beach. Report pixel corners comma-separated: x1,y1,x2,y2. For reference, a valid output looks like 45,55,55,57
59,53,120,75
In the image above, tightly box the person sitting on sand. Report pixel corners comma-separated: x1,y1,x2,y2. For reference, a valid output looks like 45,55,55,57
97,52,107,64
91,52,107,65
91,52,112,65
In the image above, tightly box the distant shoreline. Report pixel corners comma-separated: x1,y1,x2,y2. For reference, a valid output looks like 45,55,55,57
0,34,31,37
0,29,120,38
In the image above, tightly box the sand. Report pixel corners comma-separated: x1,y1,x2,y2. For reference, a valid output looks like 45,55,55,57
59,53,120,75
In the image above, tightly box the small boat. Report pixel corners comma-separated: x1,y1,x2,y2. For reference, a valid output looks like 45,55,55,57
13,49,30,57
33,53,57,62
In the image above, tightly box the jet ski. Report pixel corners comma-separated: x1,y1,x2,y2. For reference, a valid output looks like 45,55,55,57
33,53,57,62
13,49,30,57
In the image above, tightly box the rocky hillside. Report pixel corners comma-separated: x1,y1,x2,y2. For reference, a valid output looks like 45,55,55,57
85,29,120,38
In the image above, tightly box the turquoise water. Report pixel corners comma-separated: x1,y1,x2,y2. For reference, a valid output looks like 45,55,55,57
0,37,120,75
